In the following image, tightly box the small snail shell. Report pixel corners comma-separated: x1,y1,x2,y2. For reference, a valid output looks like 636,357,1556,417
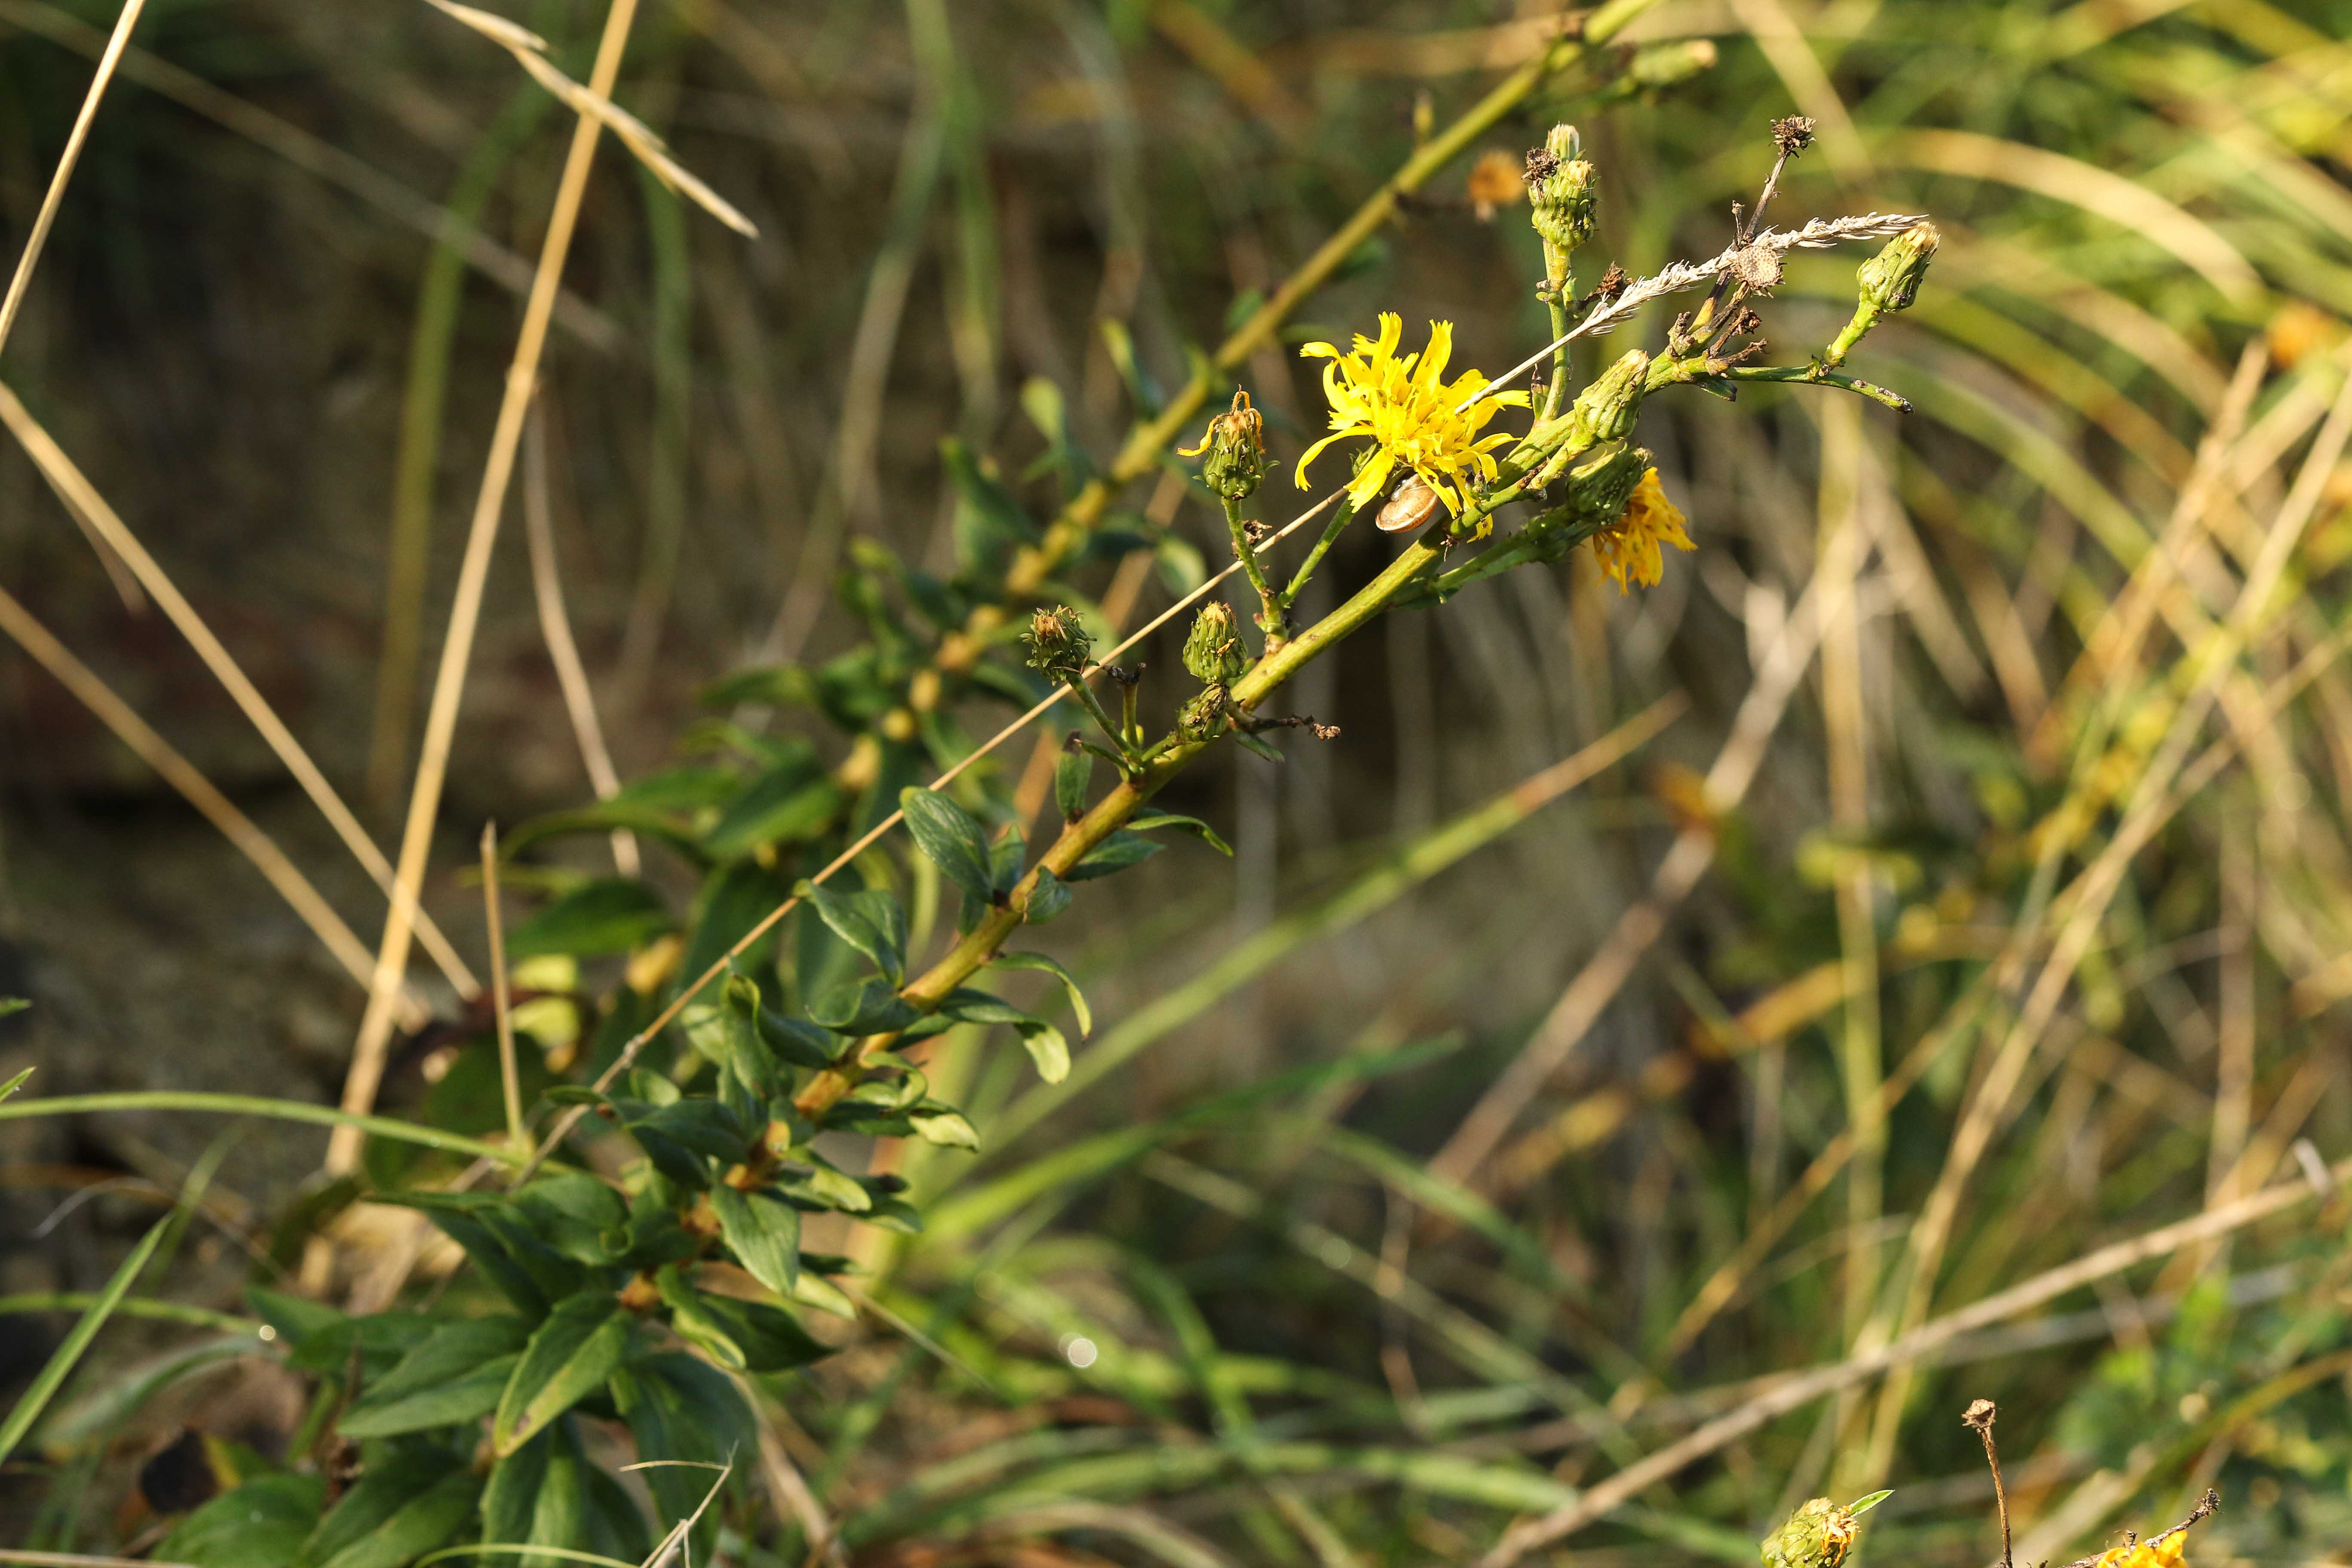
1376,474,1442,534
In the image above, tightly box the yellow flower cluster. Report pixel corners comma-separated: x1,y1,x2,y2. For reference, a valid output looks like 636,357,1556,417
1589,467,1694,594
1295,314,1526,519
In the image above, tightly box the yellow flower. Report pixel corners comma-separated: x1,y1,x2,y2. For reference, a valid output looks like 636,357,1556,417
1590,468,1694,593
2091,1533,2190,1568
1295,314,1527,520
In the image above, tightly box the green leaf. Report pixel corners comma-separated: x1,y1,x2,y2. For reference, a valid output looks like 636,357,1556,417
338,1315,530,1437
681,860,794,986
491,1292,633,1457
909,1108,980,1149
780,1160,871,1213
0,997,28,1017
159,1472,324,1568
800,881,909,986
1017,1019,1071,1083
703,772,839,860
0,1066,28,1105
989,827,1027,898
0,1207,169,1467
509,1171,629,1265
245,1285,346,1353
701,663,818,710
758,1007,837,1068
937,987,1032,1027
788,1269,857,1319
1847,1490,1894,1517
1021,864,1072,923
899,786,996,907
296,1446,479,1568
611,1354,752,1562
1234,729,1285,762
807,975,916,1035
1129,808,1234,856
989,951,1092,1036
710,1186,801,1295
680,975,786,1100
654,1270,827,1373
1064,829,1162,882
480,1418,593,1568
506,879,673,960
1054,744,1093,821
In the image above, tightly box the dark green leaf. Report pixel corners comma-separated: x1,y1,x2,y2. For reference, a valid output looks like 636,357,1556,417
710,1186,801,1295
506,879,673,960
989,951,1092,1035
758,1007,837,1068
681,861,794,986
655,1270,828,1374
509,1171,629,1265
800,881,908,986
492,1292,633,1456
159,1472,322,1568
989,828,1027,898
1064,830,1162,882
701,663,818,710
937,988,1033,1027
680,975,786,1101
338,1316,529,1437
807,976,916,1036
295,1446,479,1568
703,771,838,861
943,436,1038,580
480,1418,593,1568
501,800,710,862
899,787,996,907
1054,744,1093,821
1021,864,1072,923
611,1354,752,1562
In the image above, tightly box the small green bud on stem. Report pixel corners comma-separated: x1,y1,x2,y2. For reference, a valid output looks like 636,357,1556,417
1184,388,1266,502
1825,220,1939,368
1026,605,1133,765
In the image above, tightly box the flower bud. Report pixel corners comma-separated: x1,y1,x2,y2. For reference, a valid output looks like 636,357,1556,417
1629,38,1717,92
1181,389,1267,501
1857,221,1939,316
1565,349,1650,447
1178,685,1229,741
1760,1498,1864,1568
1182,600,1250,685
1023,605,1091,684
1525,126,1596,256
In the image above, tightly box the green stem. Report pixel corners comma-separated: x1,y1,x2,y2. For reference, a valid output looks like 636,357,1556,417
0,1293,257,1335
1225,496,1288,644
1822,299,1879,369
1727,362,1911,412
1066,678,1137,767
0,1092,524,1165
1280,499,1357,607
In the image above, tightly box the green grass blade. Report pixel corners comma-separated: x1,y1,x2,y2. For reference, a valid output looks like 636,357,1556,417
0,1210,171,1467
0,1091,522,1164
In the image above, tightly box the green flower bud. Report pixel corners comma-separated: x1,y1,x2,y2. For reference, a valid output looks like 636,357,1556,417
1565,349,1650,447
1857,221,1939,316
1178,685,1229,741
1181,389,1266,501
1760,1498,1868,1568
1023,605,1091,685
1525,126,1596,256
1182,600,1250,685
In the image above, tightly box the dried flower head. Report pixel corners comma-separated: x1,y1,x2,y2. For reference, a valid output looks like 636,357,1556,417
1023,605,1091,684
1296,313,1528,516
1730,244,1786,294
1772,115,1817,156
1179,388,1268,501
1590,468,1694,594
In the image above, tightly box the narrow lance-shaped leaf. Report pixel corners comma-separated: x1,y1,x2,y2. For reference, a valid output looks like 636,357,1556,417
800,880,909,986
492,1292,633,1457
990,950,1093,1035
899,786,996,906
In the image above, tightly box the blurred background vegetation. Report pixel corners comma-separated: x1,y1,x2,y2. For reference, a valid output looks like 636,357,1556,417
3,0,2352,1563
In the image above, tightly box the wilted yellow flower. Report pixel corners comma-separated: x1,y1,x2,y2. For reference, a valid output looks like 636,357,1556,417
1590,468,1694,594
1295,314,1527,518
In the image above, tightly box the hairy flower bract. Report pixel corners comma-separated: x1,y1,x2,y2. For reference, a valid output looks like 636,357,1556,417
1590,467,1694,593
1295,313,1527,518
